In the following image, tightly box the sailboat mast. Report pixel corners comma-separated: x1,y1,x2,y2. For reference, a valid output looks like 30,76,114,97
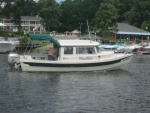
86,20,91,42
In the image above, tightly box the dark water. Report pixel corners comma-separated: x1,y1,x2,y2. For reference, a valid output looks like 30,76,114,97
0,54,150,113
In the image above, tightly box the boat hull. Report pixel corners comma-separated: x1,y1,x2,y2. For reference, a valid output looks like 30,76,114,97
20,55,133,72
0,42,11,53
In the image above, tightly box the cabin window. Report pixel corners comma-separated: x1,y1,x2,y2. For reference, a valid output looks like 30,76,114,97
64,47,73,54
76,47,95,54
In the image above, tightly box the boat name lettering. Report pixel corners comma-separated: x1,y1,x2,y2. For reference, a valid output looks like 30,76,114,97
79,57,93,60
63,57,68,60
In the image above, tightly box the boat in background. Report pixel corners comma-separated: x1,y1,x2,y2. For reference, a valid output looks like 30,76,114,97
0,37,19,53
9,40,20,51
0,41,12,53
8,33,133,72
116,41,150,54
138,43,150,54
99,43,123,51
116,44,141,53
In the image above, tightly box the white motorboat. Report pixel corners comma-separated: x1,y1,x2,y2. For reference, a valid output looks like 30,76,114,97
116,44,141,53
0,37,19,53
8,33,133,72
99,43,123,51
0,41,12,53
138,45,150,54
9,40,20,51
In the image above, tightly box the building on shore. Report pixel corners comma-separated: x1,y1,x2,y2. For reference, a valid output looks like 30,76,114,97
115,23,150,43
1,16,45,33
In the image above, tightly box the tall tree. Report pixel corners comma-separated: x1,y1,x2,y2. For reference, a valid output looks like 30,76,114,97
11,0,25,30
60,0,103,32
94,2,118,36
59,0,80,31
10,0,38,31
125,0,150,28
111,0,133,22
39,0,61,31
0,0,15,18
23,0,38,16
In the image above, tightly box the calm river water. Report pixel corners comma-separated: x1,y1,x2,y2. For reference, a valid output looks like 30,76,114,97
0,53,150,113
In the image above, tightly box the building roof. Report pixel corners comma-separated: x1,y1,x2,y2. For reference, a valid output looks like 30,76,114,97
71,29,80,33
117,23,150,35
21,16,42,21
64,31,71,34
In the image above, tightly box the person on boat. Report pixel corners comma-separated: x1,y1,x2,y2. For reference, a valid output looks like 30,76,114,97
48,45,58,60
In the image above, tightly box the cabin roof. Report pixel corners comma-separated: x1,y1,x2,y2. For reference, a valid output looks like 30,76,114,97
58,40,99,46
27,33,99,47
21,16,42,21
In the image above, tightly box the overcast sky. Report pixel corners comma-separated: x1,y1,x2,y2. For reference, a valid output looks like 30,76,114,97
56,0,65,3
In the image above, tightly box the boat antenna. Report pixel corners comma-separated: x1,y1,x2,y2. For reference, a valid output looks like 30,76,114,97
86,19,91,42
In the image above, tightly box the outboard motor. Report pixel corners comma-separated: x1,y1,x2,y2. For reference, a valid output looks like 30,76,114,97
8,53,20,69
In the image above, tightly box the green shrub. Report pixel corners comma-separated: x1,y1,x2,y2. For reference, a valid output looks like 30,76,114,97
110,41,116,45
0,30,16,37
19,35,30,44
102,39,110,44
0,29,25,37
15,29,24,36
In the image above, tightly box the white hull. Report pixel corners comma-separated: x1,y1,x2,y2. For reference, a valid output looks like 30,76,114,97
137,45,150,54
0,42,11,53
9,41,19,51
0,41,19,53
116,44,141,53
20,55,133,72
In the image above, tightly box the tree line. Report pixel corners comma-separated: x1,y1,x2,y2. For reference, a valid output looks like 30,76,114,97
0,0,150,35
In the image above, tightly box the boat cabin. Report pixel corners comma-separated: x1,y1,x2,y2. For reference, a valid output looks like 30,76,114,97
57,40,100,62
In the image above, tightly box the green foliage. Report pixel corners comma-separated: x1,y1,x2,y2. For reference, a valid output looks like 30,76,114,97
19,35,30,44
102,39,110,44
94,2,118,35
101,38,116,44
110,41,116,45
124,0,150,27
141,21,150,31
111,0,134,22
59,0,103,32
0,0,150,34
16,29,24,36
39,0,61,31
0,30,15,37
